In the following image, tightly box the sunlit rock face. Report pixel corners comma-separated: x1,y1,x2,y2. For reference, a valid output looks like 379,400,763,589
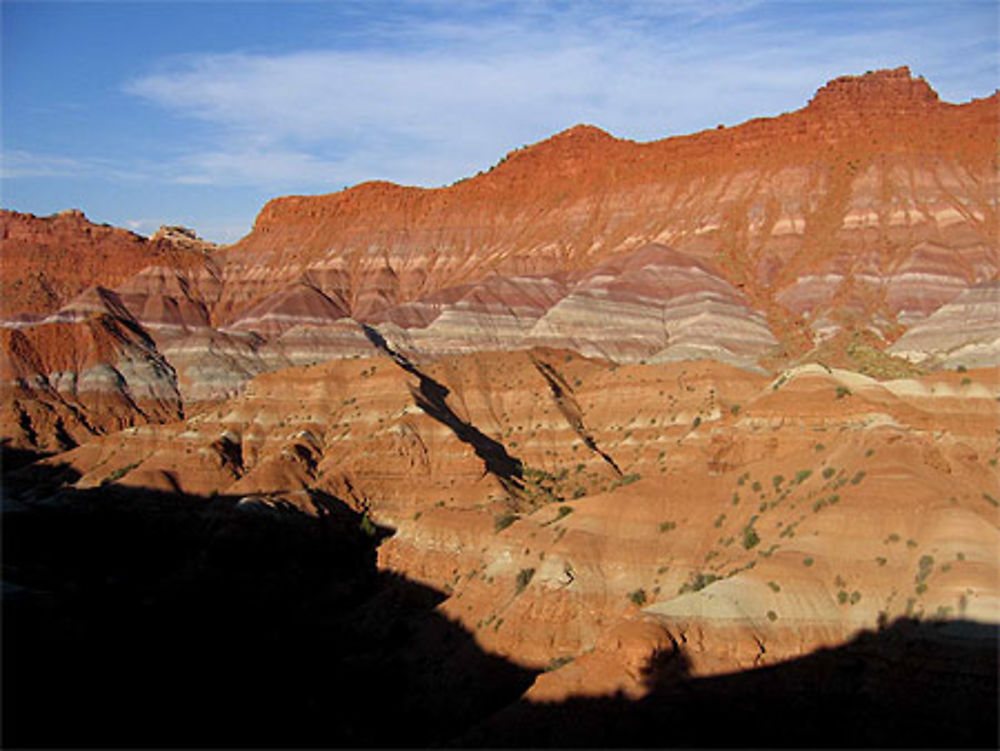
0,209,211,318
384,274,572,356
2,68,998,749
524,244,777,368
2,67,997,450
372,245,778,367
888,281,1000,368
0,294,184,451
213,67,996,363
22,348,1000,687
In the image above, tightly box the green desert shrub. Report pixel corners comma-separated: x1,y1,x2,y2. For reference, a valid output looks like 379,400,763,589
101,461,140,485
679,571,720,594
359,514,378,539
627,588,648,606
494,512,519,532
515,567,535,594
545,656,574,672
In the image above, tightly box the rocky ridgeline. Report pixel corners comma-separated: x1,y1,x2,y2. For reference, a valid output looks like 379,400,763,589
1,66,997,446
150,223,219,253
1,66,998,748
806,66,940,114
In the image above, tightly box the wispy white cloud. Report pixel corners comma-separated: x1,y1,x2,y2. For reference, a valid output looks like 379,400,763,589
124,218,152,233
2,150,87,179
169,148,345,187
2,149,148,182
120,1,996,191
4,1,993,243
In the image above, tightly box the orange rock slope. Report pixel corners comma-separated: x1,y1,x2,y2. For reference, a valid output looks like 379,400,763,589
26,346,1000,695
2,67,999,710
3,68,998,455
0,213,221,450
219,66,997,349
0,209,214,317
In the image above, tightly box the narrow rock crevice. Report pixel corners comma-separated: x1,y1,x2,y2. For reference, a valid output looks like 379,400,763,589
752,633,768,667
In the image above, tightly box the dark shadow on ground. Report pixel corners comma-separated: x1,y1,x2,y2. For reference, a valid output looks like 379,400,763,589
2,459,537,748
0,443,55,475
459,615,998,749
3,455,998,749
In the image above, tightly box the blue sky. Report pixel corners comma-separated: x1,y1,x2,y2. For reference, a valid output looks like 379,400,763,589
2,1,997,243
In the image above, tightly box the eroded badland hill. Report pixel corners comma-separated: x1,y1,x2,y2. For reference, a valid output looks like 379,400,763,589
2,67,998,747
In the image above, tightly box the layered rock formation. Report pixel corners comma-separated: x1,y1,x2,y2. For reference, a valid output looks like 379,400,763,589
217,66,997,356
0,287,184,451
3,68,997,453
0,212,222,449
18,348,999,683
375,244,779,369
0,210,208,317
2,68,998,728
888,281,1000,368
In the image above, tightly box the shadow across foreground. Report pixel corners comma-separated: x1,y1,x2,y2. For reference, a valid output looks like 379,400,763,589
3,450,998,748
460,615,998,748
2,455,536,748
